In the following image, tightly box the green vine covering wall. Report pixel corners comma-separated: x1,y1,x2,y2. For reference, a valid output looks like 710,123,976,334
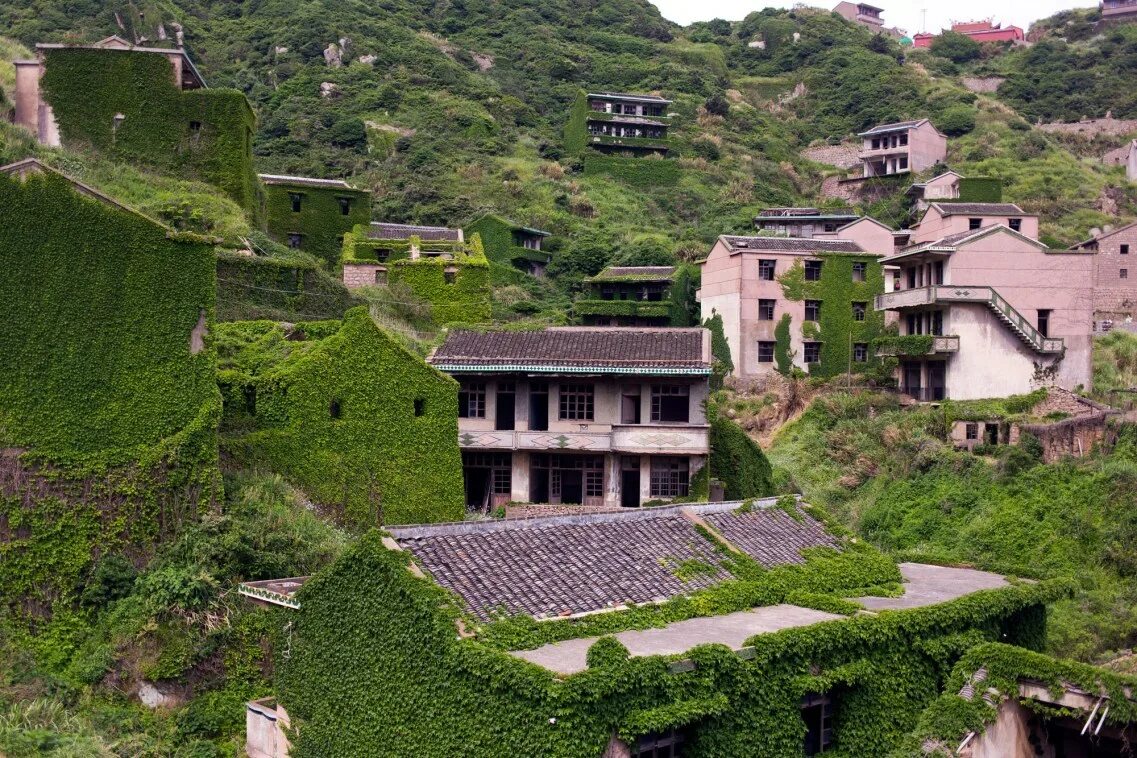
777,255,886,378
774,313,794,375
563,90,589,155
872,334,936,357
707,416,774,500
704,313,734,389
582,154,681,187
216,252,364,323
0,168,221,607
956,177,1003,204
465,214,551,269
40,48,260,215
215,307,464,526
274,528,1067,757
262,182,370,269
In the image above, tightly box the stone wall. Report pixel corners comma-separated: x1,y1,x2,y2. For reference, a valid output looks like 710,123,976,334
1038,115,1137,138
961,76,1005,94
342,261,383,289
801,142,860,169
505,503,624,520
1017,413,1112,463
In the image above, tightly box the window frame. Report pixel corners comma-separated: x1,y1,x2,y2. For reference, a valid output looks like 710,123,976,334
558,383,595,421
458,382,487,419
650,385,690,423
758,298,776,321
649,457,690,499
853,342,868,363
758,259,777,281
803,341,822,365
805,299,822,322
804,260,823,282
851,261,866,282
852,302,867,322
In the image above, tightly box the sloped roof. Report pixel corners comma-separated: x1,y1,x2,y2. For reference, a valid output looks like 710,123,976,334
589,266,678,283
428,327,710,373
369,222,462,241
883,223,1049,263
259,174,366,191
389,500,840,621
927,202,1031,217
859,119,928,137
587,91,672,104
1070,219,1137,250
721,235,868,254
755,207,857,219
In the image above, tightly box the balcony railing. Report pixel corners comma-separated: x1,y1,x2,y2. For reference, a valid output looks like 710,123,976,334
859,144,910,158
590,134,670,150
574,299,671,319
457,424,710,454
874,335,959,357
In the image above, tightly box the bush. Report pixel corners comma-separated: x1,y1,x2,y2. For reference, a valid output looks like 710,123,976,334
586,636,630,668
704,93,730,117
80,556,137,609
938,106,977,136
930,32,981,64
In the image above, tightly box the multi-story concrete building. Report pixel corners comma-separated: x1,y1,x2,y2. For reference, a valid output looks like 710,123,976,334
1070,220,1137,323
1101,0,1137,23
698,233,887,378
858,120,948,178
876,215,1094,400
426,327,712,510
832,2,886,31
907,171,963,211
575,266,682,327
583,92,671,157
753,207,859,237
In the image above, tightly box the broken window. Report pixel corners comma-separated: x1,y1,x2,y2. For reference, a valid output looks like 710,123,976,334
968,218,982,230
632,726,691,758
651,385,689,423
649,457,690,499
444,269,457,284
1009,218,1022,232
966,423,978,441
852,262,866,282
1122,244,1130,255
329,399,342,420
288,233,302,249
852,302,867,322
458,382,486,418
853,343,868,362
805,260,823,281
759,299,776,320
758,341,776,363
804,342,822,364
1122,268,1129,280
289,193,303,213
805,300,822,322
759,259,777,281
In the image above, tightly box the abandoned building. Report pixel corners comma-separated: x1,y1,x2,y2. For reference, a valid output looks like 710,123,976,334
753,207,860,238
1101,0,1137,23
259,174,370,267
858,120,948,178
1070,219,1137,323
575,266,682,327
240,497,1062,757
425,327,712,509
465,213,552,277
584,92,672,156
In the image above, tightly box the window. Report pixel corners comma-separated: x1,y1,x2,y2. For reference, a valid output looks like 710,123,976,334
289,193,303,213
444,269,457,284
805,260,823,281
804,342,822,364
852,302,867,322
1122,244,1130,255
188,120,201,132
853,343,868,362
559,384,594,421
898,156,909,170
374,270,387,286
802,693,834,756
933,260,944,285
759,259,776,281
493,466,512,495
329,399,342,420
1123,268,1129,280
458,382,486,418
758,341,776,363
965,423,979,441
805,300,822,322
932,310,944,336
414,398,425,417
907,268,917,289
338,197,352,216
287,233,302,249
1038,309,1051,338
852,262,866,282
649,457,690,499
375,248,392,263
968,218,982,230
758,299,776,320
585,469,604,498
651,385,690,423
1009,218,1022,232
632,727,690,758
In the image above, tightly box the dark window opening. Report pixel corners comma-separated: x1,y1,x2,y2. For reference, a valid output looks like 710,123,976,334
529,382,549,431
651,385,690,423
414,398,425,417
852,302,867,322
933,261,944,285
853,343,868,363
329,399,342,420
1038,309,1051,338
375,270,387,285
984,423,1000,445
289,193,303,213
1122,268,1129,280
338,197,351,215
966,423,978,441
495,382,516,431
1122,244,1130,255
907,268,917,289
804,342,822,364
759,259,776,281
805,300,822,322
243,384,257,416
288,233,302,249
459,382,486,418
621,387,642,425
758,341,776,363
802,693,834,756
559,384,595,421
759,299,776,320
1009,218,1022,232
968,218,982,230
375,248,392,263
444,269,457,284
852,262,866,282
632,726,690,758
189,120,202,132
805,260,823,281
932,310,944,336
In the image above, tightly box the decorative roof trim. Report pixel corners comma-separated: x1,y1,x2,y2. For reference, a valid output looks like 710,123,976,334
432,363,712,376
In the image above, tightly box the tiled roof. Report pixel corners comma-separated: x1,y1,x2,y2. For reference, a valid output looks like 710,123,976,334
370,222,462,241
721,235,866,254
390,501,843,621
258,174,363,190
929,202,1028,216
755,207,856,218
702,510,839,568
589,266,678,283
428,327,710,372
859,119,927,136
587,91,672,104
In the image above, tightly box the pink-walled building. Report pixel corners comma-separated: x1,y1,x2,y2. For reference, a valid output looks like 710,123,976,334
832,2,885,31
1101,0,1137,23
876,214,1094,400
858,120,948,178
912,20,1026,48
1070,220,1137,322
13,35,205,147
907,171,963,212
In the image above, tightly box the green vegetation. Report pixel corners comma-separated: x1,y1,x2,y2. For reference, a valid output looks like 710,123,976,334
262,180,370,268
707,413,774,501
215,307,464,527
1093,330,1137,403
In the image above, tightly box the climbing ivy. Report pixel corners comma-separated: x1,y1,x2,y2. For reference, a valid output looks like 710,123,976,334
582,154,681,187
40,48,260,215
465,214,551,269
707,415,773,500
563,90,589,155
214,307,464,526
704,313,734,389
262,181,370,269
774,313,794,375
216,252,363,323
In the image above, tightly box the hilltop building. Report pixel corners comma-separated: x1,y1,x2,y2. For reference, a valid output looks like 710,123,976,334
259,174,370,268
242,498,1062,758
426,327,712,510
698,220,890,378
565,90,672,158
875,202,1093,400
575,266,691,327
465,213,552,277
1101,0,1137,23
341,222,491,324
831,2,898,36
913,20,1026,48
858,120,948,178
1070,219,1137,323
753,207,860,237
12,35,258,212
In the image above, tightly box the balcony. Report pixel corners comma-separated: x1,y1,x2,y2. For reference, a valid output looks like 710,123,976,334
457,424,710,455
874,335,959,357
859,143,910,159
587,111,670,125
590,134,670,151
574,299,671,319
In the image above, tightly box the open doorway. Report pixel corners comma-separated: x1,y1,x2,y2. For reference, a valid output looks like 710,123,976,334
621,456,641,507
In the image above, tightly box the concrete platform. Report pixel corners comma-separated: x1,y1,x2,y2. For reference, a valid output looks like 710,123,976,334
510,604,842,676
510,563,1012,676
856,562,1009,611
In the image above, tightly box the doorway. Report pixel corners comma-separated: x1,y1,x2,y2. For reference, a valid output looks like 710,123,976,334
621,456,641,508
529,381,548,431
495,382,515,431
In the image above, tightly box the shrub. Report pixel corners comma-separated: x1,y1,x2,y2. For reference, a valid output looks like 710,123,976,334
930,31,981,64
939,105,977,136
586,636,630,668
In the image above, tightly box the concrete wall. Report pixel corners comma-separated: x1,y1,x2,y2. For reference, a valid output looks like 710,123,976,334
13,60,60,147
913,208,1039,243
246,699,291,758
834,218,895,255
966,698,1036,758
908,122,948,174
1092,224,1137,318
944,304,1057,399
1128,142,1137,182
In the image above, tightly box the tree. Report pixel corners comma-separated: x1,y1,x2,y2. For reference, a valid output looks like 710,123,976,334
930,31,981,64
938,105,977,136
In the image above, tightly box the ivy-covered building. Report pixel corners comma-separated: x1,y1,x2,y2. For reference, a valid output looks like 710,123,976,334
698,234,888,379
426,327,713,509
565,91,672,157
0,157,221,607
575,266,692,327
13,36,259,213
466,213,552,277
242,498,1064,757
259,174,370,268
341,222,491,324
215,307,464,527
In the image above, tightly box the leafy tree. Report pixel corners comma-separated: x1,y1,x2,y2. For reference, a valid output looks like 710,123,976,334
930,31,981,64
938,105,977,136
